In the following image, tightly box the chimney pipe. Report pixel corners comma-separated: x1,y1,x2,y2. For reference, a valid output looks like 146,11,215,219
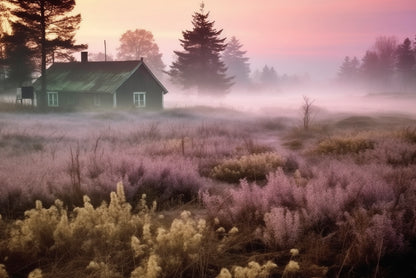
81,51,88,63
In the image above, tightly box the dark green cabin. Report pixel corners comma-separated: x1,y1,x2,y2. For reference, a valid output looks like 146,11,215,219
32,54,168,111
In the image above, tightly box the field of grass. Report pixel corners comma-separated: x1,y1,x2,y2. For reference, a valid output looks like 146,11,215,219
0,108,415,277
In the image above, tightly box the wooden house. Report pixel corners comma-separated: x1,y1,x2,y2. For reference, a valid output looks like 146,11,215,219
32,52,168,110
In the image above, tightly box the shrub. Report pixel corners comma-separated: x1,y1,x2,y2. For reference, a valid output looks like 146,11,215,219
123,156,206,208
337,208,405,268
362,138,416,166
397,127,416,144
0,264,8,278
263,207,302,249
314,136,374,155
216,260,277,278
210,152,286,183
202,169,304,227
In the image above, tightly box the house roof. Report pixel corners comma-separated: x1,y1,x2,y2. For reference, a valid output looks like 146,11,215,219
33,60,168,94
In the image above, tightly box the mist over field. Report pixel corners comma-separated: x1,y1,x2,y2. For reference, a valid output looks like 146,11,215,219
164,87,416,117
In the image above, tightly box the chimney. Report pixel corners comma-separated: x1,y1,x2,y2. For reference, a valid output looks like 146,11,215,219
81,51,88,63
140,57,144,62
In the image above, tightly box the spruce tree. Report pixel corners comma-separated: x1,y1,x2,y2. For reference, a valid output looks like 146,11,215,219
222,36,251,87
396,38,415,89
338,56,360,84
1,22,35,88
8,0,86,110
360,50,380,89
169,3,233,95
260,65,278,87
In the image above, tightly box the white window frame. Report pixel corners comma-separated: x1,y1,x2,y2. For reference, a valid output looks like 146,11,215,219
93,95,101,107
133,92,146,108
47,92,59,107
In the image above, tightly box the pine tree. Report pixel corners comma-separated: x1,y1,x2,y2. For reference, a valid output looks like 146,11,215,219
360,50,379,89
372,36,397,88
396,37,415,89
1,22,35,88
222,36,251,87
8,0,86,109
260,65,278,87
168,3,233,95
338,56,360,83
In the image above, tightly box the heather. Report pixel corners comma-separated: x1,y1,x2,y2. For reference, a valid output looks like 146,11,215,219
0,109,415,277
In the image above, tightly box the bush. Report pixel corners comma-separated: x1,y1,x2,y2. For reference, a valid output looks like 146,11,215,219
263,207,302,249
210,152,286,183
122,156,206,208
314,136,374,155
397,127,416,144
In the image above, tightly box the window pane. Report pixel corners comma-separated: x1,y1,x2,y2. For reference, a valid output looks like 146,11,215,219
133,92,145,107
48,92,58,107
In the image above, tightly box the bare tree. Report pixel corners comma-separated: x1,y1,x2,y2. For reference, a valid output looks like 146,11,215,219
302,96,314,130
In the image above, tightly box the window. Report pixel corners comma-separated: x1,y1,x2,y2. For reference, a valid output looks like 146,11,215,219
93,95,101,107
133,92,146,108
47,92,59,107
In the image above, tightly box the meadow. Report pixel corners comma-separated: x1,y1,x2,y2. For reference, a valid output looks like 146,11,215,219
0,106,415,277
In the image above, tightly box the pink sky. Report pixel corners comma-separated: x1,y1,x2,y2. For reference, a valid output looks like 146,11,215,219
74,0,416,80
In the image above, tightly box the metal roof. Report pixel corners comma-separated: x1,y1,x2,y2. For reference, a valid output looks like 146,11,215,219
33,60,168,94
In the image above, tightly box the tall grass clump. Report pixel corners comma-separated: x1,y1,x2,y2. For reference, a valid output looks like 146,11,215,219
210,152,286,183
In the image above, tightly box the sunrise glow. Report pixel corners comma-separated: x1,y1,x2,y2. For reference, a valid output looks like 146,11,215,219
74,0,416,79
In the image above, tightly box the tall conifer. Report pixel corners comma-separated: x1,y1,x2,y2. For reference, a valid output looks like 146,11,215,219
169,3,233,95
396,38,415,89
222,36,251,87
9,0,86,109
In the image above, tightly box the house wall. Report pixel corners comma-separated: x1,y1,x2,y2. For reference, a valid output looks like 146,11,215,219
38,91,78,111
77,93,113,109
116,66,164,109
41,91,113,111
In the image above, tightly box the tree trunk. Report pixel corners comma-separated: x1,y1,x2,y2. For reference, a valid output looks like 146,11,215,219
39,0,46,111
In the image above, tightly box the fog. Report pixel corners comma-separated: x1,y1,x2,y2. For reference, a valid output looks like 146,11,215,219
164,85,416,118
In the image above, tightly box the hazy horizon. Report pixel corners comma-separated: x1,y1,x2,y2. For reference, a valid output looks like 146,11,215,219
74,0,416,81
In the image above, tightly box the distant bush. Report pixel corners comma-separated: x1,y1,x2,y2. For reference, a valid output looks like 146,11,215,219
123,156,206,208
236,138,275,155
314,136,374,155
210,152,286,183
397,127,416,144
361,138,416,166
334,116,376,130
283,139,303,150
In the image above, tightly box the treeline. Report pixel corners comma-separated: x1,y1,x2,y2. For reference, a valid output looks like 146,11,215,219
338,36,416,92
0,1,307,97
